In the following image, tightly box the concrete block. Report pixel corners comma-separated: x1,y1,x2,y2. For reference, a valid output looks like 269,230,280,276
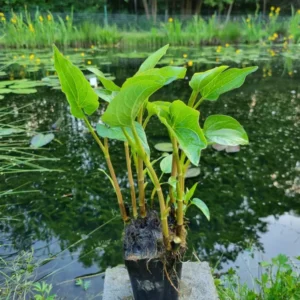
103,261,219,300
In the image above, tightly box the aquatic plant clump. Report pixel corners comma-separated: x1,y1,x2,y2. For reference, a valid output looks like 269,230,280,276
53,44,257,254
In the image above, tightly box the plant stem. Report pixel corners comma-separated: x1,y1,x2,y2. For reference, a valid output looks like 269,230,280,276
194,97,205,109
187,90,199,107
171,136,184,241
131,122,171,249
142,115,151,129
169,154,177,204
124,142,137,218
136,109,147,217
82,115,129,222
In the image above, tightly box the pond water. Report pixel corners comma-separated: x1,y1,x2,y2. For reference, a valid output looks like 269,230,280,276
1,46,300,298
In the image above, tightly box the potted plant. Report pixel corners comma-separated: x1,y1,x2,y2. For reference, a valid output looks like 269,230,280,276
53,44,257,299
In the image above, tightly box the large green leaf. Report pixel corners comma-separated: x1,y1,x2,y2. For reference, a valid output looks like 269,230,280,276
195,66,258,101
136,44,169,74
53,45,99,119
125,66,186,87
191,198,210,221
0,88,11,94
153,100,207,166
102,80,162,127
87,67,120,92
96,122,150,157
189,66,228,93
204,115,249,145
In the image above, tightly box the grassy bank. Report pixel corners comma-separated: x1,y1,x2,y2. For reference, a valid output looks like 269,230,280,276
1,7,300,48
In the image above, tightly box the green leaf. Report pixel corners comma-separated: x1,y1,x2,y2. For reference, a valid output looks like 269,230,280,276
155,100,207,166
102,80,162,127
87,67,120,91
189,66,228,93
53,45,99,119
0,95,4,100
94,88,118,103
137,44,169,74
199,66,258,101
185,182,198,203
191,198,210,221
125,66,186,87
160,154,173,174
96,122,150,157
168,176,177,189
260,261,271,268
30,133,55,148
204,115,249,145
154,142,173,152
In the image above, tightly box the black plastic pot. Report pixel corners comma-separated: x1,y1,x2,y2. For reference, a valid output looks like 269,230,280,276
125,256,182,300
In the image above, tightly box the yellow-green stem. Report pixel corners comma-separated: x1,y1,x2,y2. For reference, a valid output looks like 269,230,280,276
124,142,137,218
194,97,205,109
82,115,128,222
169,154,177,204
131,122,171,249
171,136,184,240
187,90,199,107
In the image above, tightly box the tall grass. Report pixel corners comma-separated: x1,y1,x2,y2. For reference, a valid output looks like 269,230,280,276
1,6,300,48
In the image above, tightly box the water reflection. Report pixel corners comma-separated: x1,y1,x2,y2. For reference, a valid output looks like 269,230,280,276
1,52,300,297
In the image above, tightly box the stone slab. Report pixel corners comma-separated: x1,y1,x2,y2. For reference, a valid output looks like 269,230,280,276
103,261,219,300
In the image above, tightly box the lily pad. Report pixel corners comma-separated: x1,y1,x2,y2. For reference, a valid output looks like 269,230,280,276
30,133,55,148
154,142,173,152
185,167,200,178
0,88,12,94
11,88,37,94
0,95,4,100
212,143,240,153
0,127,24,136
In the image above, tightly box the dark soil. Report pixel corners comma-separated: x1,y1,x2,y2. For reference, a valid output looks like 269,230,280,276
124,211,163,260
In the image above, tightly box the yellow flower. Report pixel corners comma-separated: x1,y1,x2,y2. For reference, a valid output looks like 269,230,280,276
289,34,294,39
29,54,35,60
168,17,173,23
288,71,293,76
39,16,43,22
187,60,193,67
47,14,52,21
236,49,241,54
66,15,69,21
183,53,188,58
273,33,278,39
36,58,41,64
81,52,85,57
270,6,275,11
269,12,273,18
216,46,222,53
225,43,230,48
29,24,34,33
91,45,95,49
21,55,25,58
11,17,17,24
275,7,280,14
87,60,92,65
1,16,5,22
0,12,4,17
297,9,300,14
